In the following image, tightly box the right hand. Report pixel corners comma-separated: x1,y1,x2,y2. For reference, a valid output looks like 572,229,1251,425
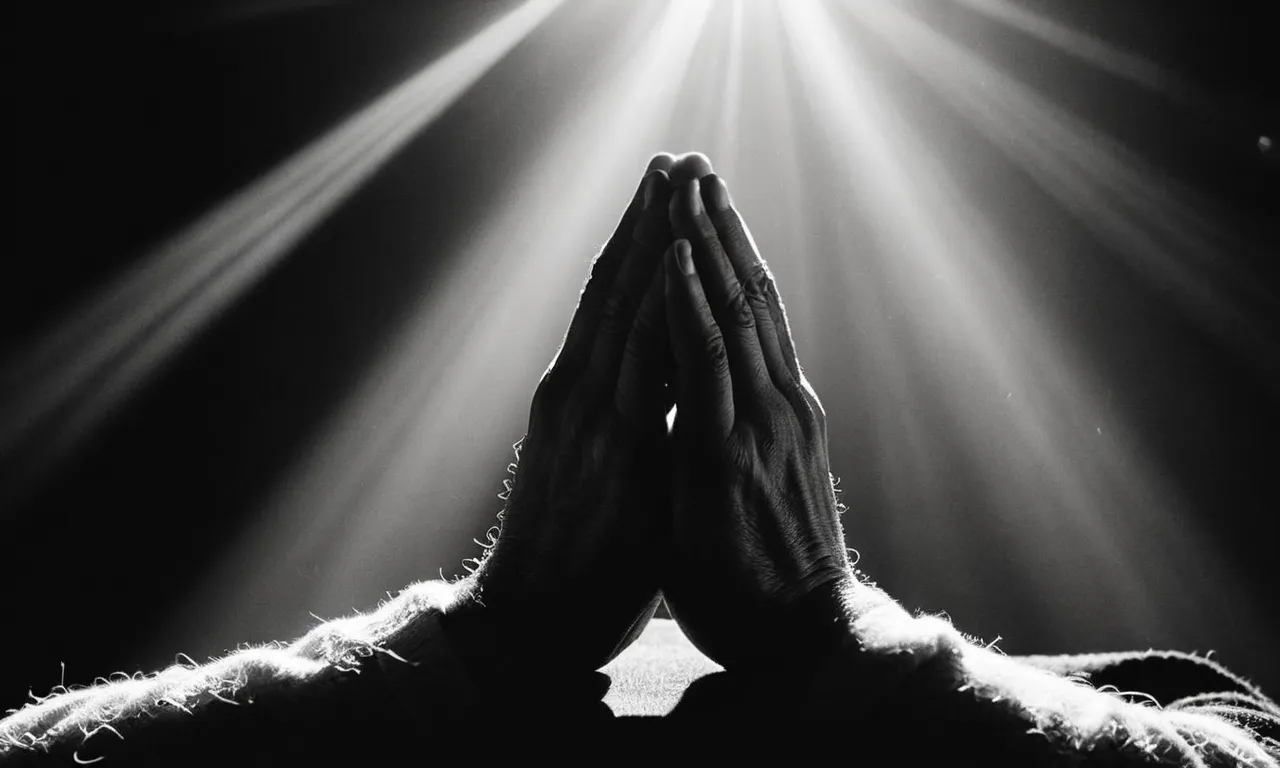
662,169,855,670
441,155,678,676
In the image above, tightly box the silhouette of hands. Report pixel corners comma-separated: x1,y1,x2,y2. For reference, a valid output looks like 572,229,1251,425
660,165,854,669
449,154,679,674
450,152,855,675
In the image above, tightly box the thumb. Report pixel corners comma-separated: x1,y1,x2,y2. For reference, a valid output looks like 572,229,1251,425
665,239,733,441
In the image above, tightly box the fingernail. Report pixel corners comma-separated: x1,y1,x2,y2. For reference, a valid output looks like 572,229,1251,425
688,179,703,217
675,239,695,275
705,174,731,212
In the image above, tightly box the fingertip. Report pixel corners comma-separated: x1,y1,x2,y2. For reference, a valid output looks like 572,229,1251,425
670,152,714,184
702,173,731,213
647,152,677,173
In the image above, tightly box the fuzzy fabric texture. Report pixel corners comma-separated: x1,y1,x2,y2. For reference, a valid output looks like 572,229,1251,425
1,577,1275,766
840,583,1278,766
0,579,478,763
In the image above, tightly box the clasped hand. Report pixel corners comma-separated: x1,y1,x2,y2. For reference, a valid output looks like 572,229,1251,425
447,153,855,675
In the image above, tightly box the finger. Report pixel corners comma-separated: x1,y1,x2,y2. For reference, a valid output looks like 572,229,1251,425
700,174,803,395
615,261,668,427
646,151,677,174
669,178,772,407
665,240,733,441
586,170,674,387
669,152,715,185
557,157,674,373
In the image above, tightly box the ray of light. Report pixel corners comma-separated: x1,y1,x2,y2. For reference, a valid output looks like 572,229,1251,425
951,0,1191,98
776,0,1098,632
776,0,1269,652
712,0,746,175
155,0,716,654
733,0,820,351
0,0,566,501
837,0,1278,636
666,1,737,155
845,0,1279,379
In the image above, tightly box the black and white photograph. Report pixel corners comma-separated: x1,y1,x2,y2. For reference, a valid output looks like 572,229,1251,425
2,0,1277,763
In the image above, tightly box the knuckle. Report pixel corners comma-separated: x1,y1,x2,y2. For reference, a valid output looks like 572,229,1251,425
704,331,730,370
726,286,755,328
764,278,787,313
727,436,759,472
746,269,776,314
744,262,771,299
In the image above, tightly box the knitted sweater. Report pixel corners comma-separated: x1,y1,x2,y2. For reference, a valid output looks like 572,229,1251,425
1,577,1275,766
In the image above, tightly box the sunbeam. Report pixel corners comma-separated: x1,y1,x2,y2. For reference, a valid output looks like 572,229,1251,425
0,0,566,501
841,0,1279,378
951,0,1190,98
777,0,1271,657
156,0,715,651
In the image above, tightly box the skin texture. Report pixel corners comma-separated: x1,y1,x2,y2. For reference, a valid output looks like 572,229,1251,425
452,154,682,673
2,152,1275,767
661,168,854,670
445,152,854,675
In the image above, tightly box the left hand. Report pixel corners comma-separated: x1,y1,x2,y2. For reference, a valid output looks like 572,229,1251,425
448,154,679,673
661,171,854,669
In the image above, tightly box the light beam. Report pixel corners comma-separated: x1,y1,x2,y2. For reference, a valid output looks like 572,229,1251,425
156,0,715,653
0,0,566,501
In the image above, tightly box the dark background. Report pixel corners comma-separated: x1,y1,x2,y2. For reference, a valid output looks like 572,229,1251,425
3,0,1277,709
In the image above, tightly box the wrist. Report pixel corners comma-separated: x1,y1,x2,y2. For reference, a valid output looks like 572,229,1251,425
767,571,860,665
435,577,516,679
434,573,569,676
435,576,613,714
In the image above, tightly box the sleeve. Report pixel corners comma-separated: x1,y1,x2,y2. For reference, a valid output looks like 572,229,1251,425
672,578,1279,768
0,579,487,765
